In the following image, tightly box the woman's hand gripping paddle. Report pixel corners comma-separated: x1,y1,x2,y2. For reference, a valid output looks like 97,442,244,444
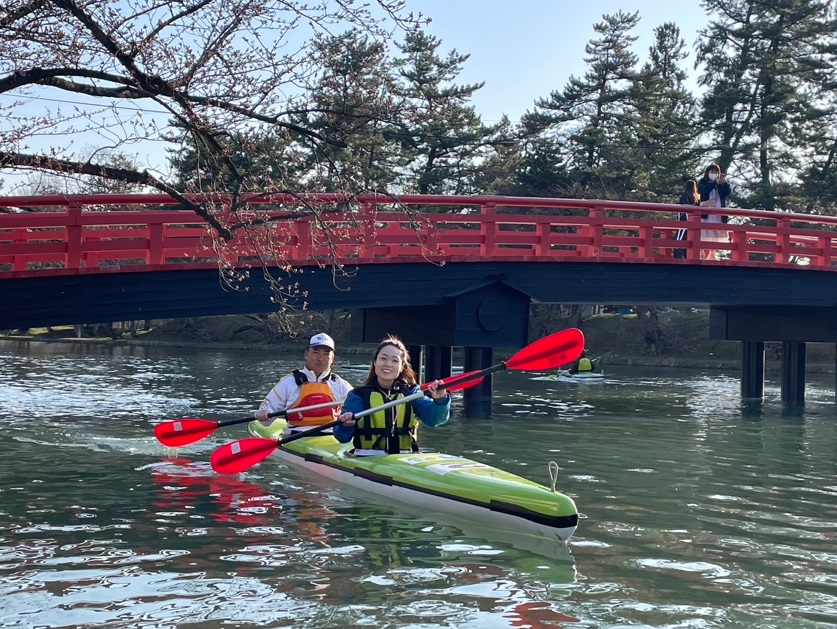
430,327,585,391
154,399,345,447
210,391,425,474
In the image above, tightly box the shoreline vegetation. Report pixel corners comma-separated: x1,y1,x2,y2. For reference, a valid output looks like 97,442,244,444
2,311,835,375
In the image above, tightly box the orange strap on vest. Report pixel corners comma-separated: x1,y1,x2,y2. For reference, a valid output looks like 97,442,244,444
287,379,338,427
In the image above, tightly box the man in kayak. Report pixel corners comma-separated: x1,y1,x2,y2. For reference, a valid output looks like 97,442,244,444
254,332,353,432
334,336,450,456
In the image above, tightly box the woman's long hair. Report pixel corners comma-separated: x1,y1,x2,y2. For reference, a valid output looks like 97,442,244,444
364,335,418,386
683,179,699,204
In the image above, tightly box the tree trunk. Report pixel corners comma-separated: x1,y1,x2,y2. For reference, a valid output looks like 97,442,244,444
636,306,665,356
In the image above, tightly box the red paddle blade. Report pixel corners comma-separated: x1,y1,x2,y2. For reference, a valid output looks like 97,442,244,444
421,371,484,393
154,419,218,447
506,328,585,371
211,438,278,474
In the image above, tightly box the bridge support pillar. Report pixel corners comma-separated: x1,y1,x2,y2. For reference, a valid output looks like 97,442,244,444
462,346,493,418
780,341,806,404
407,345,423,382
741,341,765,399
424,345,453,381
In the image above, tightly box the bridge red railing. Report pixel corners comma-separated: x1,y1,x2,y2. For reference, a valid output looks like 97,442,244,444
1,193,836,277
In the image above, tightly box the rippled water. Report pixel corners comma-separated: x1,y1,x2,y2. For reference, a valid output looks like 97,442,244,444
0,340,835,628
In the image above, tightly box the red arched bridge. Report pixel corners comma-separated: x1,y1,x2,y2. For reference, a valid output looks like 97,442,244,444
2,192,836,404
2,192,836,274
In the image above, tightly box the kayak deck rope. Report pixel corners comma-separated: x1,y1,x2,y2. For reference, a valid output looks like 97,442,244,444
548,461,559,493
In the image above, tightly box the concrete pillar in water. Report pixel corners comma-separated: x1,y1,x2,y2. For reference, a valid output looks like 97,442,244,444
462,346,493,418
780,341,806,404
741,341,765,399
424,345,453,381
407,345,423,382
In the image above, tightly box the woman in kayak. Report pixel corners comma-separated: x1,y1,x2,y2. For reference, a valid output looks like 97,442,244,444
335,336,450,456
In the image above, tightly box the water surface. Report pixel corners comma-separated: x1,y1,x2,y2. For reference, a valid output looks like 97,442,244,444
0,340,835,628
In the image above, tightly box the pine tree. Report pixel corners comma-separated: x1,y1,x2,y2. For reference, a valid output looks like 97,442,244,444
167,125,302,194
696,0,835,211
300,30,400,193
388,31,498,196
629,23,699,202
789,3,837,214
522,11,642,199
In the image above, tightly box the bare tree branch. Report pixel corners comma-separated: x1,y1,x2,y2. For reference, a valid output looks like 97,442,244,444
0,150,232,237
0,0,428,324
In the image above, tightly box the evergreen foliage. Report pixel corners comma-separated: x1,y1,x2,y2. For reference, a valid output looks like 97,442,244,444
4,1,836,215
162,3,837,215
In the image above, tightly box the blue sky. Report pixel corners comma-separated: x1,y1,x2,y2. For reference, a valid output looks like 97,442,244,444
410,0,710,123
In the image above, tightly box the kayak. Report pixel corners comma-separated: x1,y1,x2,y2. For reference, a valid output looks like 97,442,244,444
248,420,579,543
532,371,605,383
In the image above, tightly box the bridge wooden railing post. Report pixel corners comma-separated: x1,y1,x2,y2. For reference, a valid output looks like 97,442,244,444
66,202,83,270
640,223,654,259
420,211,440,257
148,217,164,266
12,227,28,272
816,234,833,267
730,225,746,263
359,202,376,259
481,202,496,256
588,205,604,257
296,217,311,260
776,217,791,264
686,213,702,261
536,220,550,256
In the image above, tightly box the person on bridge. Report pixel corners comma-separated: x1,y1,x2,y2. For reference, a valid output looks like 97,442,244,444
568,349,596,374
254,332,353,432
697,163,732,261
334,336,450,456
674,179,700,259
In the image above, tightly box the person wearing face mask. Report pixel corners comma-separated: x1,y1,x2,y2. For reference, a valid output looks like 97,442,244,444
697,163,732,260
334,336,451,456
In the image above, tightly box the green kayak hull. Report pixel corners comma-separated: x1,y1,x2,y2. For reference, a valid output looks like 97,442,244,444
249,420,578,543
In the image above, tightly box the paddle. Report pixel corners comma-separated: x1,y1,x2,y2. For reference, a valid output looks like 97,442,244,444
210,327,583,475
154,399,345,447
211,391,425,474
420,327,585,391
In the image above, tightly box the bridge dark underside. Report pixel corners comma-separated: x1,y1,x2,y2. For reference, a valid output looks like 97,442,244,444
3,261,836,407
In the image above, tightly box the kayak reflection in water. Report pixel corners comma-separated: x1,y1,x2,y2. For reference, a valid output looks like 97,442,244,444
334,336,451,456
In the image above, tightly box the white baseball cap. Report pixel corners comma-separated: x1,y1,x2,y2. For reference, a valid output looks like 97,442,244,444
308,332,335,351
